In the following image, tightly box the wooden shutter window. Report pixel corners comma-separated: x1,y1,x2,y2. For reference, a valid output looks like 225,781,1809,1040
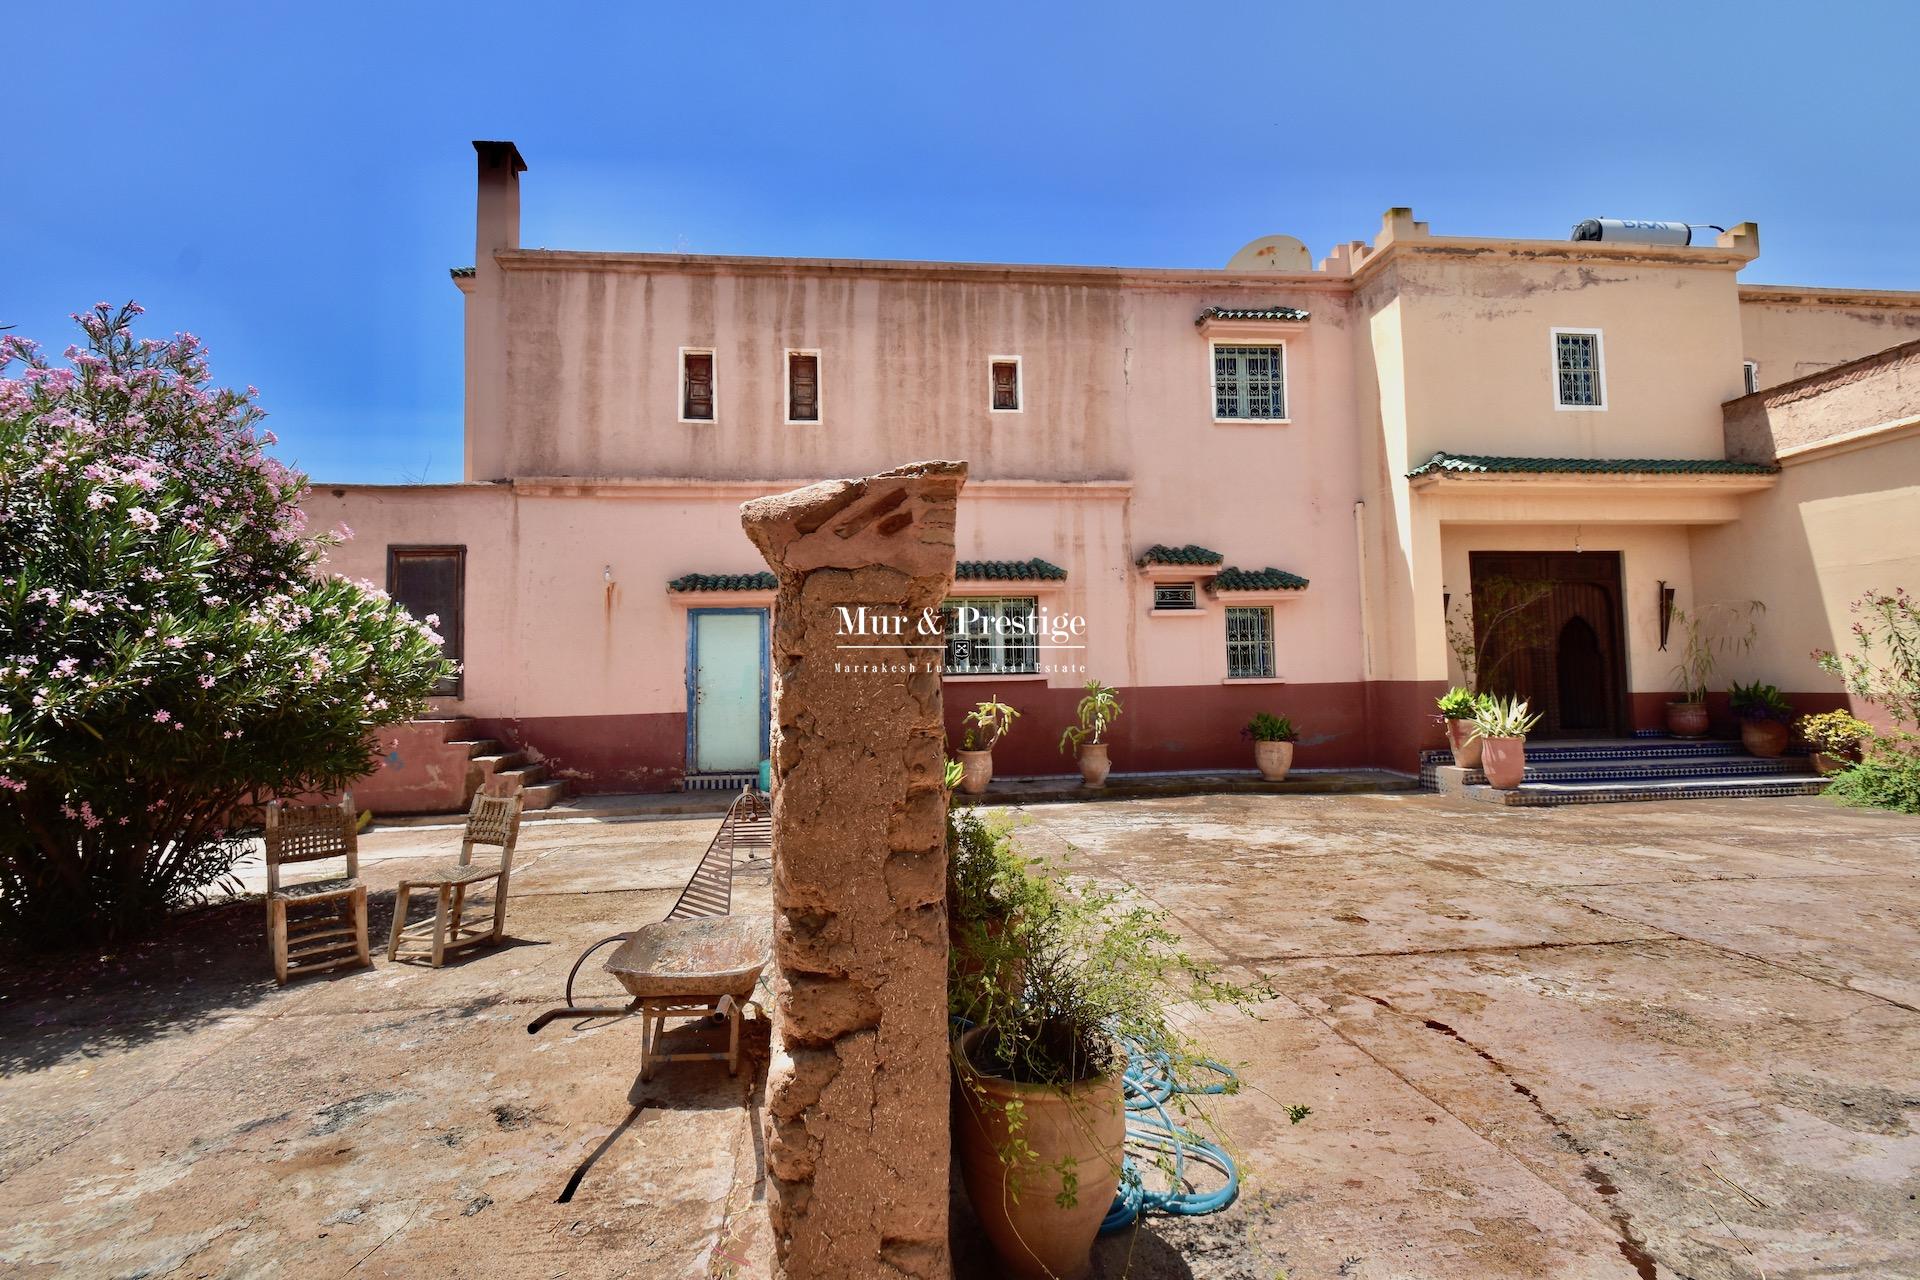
683,352,714,420
991,360,1019,411
387,546,466,697
788,352,819,422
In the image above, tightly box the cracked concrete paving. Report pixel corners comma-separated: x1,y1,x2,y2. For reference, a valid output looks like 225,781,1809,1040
5,792,1919,1279
0,817,776,1279
993,792,1920,1280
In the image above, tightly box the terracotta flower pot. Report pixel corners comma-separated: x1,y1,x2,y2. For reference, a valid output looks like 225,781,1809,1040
1480,736,1527,790
1077,742,1110,788
1740,718,1790,758
1665,700,1709,738
1810,751,1849,776
958,749,994,796
1445,718,1483,769
1253,739,1294,781
953,1027,1124,1280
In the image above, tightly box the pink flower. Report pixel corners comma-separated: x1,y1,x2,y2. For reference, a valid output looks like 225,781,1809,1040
151,709,171,724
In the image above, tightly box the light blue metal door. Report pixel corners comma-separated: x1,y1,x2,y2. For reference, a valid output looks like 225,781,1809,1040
689,609,768,773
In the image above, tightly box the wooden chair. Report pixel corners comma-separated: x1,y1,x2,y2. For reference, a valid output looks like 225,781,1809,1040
388,790,524,967
264,793,371,985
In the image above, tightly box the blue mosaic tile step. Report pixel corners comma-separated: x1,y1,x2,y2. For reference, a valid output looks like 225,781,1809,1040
1451,756,1813,787
1462,774,1829,807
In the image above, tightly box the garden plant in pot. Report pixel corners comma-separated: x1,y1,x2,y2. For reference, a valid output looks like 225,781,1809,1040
1245,712,1298,780
1729,681,1794,757
1799,709,1872,776
1666,601,1763,737
1470,695,1541,790
957,696,1021,796
1058,678,1122,788
1435,687,1487,768
949,830,1270,1280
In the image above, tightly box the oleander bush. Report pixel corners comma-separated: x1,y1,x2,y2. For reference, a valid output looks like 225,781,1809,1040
0,304,451,947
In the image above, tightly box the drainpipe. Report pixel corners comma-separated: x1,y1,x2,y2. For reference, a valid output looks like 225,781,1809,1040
1352,501,1373,680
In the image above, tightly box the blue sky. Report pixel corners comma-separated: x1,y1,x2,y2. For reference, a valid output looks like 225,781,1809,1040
6,1,1916,483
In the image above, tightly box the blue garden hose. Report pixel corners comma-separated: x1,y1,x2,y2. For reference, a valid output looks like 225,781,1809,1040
1100,1040,1241,1232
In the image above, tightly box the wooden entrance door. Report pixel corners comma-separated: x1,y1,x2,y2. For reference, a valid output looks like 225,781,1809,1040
1469,552,1627,739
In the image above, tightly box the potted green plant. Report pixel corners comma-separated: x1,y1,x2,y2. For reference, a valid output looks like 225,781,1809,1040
957,696,1021,796
1435,687,1485,768
1470,694,1542,790
1245,712,1298,780
1058,678,1122,788
1729,681,1795,757
1799,709,1872,775
1666,601,1763,737
950,845,1269,1280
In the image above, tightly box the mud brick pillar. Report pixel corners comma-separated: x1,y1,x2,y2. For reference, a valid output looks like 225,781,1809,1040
741,460,964,1280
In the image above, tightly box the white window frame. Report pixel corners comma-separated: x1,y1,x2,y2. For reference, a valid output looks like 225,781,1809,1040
1223,604,1277,680
988,355,1023,414
784,348,822,426
1209,339,1290,424
1743,360,1760,395
940,596,1040,676
1550,327,1607,412
678,346,717,425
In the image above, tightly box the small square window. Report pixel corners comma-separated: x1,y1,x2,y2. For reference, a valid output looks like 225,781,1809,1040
681,349,714,422
1213,345,1287,421
1553,330,1605,408
990,359,1021,412
787,351,820,423
1225,605,1275,679
1153,582,1198,611
1743,360,1760,394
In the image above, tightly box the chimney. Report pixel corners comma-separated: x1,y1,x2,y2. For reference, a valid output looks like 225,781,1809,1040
473,140,526,265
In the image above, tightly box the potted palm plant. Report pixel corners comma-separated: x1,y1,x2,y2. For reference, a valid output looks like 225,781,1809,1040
1666,601,1763,737
1729,681,1794,757
1799,709,1872,775
1435,687,1485,768
1470,694,1541,790
1245,712,1298,780
1058,678,1121,787
957,696,1020,796
950,839,1269,1280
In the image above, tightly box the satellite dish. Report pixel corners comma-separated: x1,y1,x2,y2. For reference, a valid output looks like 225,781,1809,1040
1226,235,1312,272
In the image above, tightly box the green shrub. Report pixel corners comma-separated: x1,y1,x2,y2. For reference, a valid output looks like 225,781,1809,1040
0,304,451,947
1826,736,1920,815
1245,712,1297,742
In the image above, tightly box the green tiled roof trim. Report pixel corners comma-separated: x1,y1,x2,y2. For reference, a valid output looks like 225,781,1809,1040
450,266,476,279
1197,305,1310,323
1135,543,1224,567
955,558,1068,581
1406,451,1777,479
1212,566,1309,591
668,571,777,592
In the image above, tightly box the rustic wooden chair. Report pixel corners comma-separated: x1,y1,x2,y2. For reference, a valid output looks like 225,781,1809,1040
388,790,524,967
264,792,371,985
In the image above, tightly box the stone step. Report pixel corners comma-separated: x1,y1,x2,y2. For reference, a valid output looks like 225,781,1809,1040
1454,773,1830,807
518,780,568,810
492,762,549,790
447,738,502,759
469,752,526,784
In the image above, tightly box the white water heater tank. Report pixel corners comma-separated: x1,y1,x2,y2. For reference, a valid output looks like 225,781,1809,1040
1571,218,1716,245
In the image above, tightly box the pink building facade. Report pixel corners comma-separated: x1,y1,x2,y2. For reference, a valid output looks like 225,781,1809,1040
306,142,1920,808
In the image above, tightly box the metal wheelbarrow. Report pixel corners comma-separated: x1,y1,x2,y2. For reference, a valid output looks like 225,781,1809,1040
528,913,772,1078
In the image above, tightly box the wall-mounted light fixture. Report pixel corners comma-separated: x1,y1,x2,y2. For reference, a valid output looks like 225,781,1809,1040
1657,581,1675,650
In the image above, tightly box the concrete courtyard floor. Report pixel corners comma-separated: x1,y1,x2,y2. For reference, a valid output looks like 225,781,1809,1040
2,793,1918,1278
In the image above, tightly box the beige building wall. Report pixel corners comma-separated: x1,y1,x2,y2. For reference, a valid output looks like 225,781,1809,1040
1738,287,1920,390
